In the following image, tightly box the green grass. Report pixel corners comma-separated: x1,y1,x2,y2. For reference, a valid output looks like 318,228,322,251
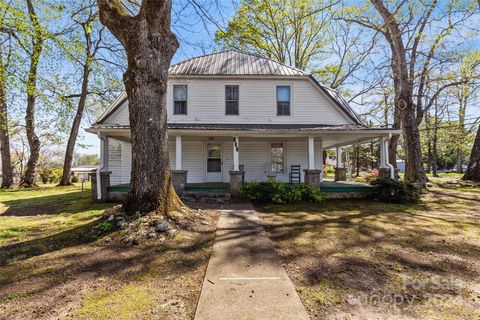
0,183,112,247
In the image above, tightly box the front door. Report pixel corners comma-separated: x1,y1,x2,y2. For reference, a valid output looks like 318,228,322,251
206,143,222,182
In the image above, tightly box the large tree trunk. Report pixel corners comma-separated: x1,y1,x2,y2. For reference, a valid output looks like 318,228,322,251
59,65,90,186
99,0,183,215
463,126,480,181
0,70,13,188
19,0,43,188
401,101,427,184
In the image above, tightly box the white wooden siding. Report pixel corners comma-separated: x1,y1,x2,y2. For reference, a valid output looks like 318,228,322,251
107,139,122,185
102,78,351,125
182,140,205,183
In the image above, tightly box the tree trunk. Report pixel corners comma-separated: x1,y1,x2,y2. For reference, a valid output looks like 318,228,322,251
456,148,463,174
432,124,438,177
401,101,427,184
463,125,480,181
59,65,90,186
98,0,182,215
19,0,43,188
0,71,13,188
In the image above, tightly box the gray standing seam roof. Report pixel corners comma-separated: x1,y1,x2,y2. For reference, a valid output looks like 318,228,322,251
169,50,307,76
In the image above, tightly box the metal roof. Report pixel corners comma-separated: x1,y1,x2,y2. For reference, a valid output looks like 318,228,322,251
88,123,400,133
169,50,307,76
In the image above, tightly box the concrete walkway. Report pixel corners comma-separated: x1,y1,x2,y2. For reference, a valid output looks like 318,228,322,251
194,203,310,320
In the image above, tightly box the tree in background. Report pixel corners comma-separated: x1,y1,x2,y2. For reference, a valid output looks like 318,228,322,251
0,2,16,188
98,0,183,215
58,1,119,186
215,0,336,70
344,0,478,185
18,0,47,187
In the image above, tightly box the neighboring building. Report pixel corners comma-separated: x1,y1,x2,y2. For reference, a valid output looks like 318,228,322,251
71,165,98,181
87,50,399,200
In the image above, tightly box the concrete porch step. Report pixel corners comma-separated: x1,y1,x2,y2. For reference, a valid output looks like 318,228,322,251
181,191,231,204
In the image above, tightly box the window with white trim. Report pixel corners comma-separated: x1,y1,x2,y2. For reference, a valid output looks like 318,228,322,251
225,85,239,115
276,85,291,116
173,85,187,115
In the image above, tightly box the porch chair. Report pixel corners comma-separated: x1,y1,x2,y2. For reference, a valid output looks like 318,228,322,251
289,164,301,183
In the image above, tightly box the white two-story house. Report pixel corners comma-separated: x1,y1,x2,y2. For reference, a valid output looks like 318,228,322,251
86,50,399,201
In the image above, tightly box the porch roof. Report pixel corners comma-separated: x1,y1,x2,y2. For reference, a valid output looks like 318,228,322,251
87,123,400,134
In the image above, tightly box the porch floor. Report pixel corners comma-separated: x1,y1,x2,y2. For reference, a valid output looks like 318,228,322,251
107,180,373,194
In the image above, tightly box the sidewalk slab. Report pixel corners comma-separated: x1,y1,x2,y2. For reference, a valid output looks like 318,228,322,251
194,203,310,320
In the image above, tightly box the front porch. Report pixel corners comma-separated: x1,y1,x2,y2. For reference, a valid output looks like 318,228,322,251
88,123,400,202
106,180,375,202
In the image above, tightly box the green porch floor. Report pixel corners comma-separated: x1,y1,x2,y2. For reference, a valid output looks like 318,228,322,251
107,181,373,194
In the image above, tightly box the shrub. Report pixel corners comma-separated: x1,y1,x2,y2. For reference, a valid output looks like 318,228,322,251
323,165,335,176
355,169,380,183
371,178,422,204
71,175,79,183
39,167,63,184
241,181,327,204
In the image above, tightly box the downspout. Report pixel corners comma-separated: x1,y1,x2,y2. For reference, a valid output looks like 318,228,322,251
385,134,395,180
96,134,106,200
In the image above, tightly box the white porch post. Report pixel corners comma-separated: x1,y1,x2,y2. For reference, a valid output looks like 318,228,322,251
233,137,239,171
319,140,324,182
308,136,315,169
336,147,343,168
379,136,387,168
175,135,182,170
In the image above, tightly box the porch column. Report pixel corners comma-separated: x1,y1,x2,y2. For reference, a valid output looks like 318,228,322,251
175,135,182,170
233,137,239,171
304,136,321,188
172,135,187,195
230,137,242,197
308,136,315,169
319,140,324,182
335,146,347,181
379,136,394,179
379,136,386,168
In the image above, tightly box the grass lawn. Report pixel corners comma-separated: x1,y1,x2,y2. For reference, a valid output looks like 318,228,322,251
0,185,219,320
257,185,480,319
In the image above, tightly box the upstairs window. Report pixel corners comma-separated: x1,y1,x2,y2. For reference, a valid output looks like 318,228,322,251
271,142,285,173
173,85,187,115
276,85,291,116
225,85,239,115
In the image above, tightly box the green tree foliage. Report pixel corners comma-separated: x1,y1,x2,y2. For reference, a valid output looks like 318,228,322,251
215,0,335,70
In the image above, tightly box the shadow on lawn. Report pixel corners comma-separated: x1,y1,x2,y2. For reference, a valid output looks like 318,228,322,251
0,217,113,267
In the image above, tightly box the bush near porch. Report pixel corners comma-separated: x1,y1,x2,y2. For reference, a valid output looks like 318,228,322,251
241,181,327,204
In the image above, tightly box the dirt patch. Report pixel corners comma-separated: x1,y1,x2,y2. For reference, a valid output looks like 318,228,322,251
257,186,480,319
0,208,219,320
